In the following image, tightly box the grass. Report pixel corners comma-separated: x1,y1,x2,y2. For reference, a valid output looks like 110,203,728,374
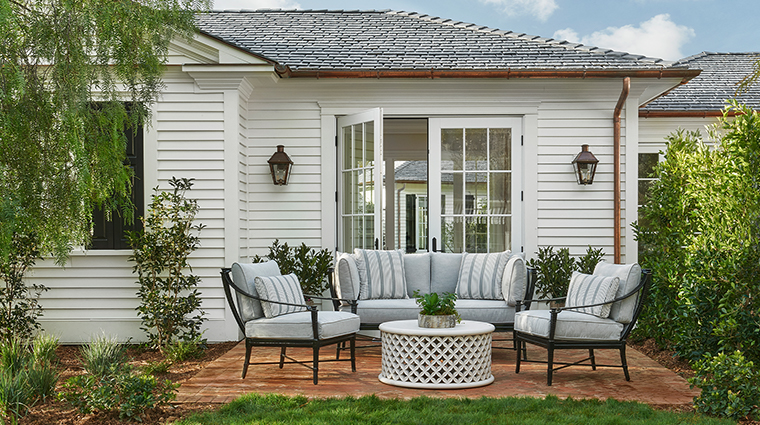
177,394,735,425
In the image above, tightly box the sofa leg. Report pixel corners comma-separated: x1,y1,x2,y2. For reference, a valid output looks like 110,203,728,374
589,349,596,370
547,343,554,386
279,347,286,369
312,345,320,385
350,337,356,372
515,338,522,374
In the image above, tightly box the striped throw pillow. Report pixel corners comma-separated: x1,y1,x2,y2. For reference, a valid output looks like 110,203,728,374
254,274,307,318
354,249,408,299
565,272,620,318
455,252,508,300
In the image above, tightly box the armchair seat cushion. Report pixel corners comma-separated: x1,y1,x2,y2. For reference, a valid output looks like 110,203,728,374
515,310,624,342
245,311,360,340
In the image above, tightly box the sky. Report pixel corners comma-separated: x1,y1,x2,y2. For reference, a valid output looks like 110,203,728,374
208,0,760,62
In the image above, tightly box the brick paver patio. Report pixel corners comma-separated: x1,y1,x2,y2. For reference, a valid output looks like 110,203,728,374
176,334,698,406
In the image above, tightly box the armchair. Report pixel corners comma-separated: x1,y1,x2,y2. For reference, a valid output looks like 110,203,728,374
513,263,651,385
221,261,360,384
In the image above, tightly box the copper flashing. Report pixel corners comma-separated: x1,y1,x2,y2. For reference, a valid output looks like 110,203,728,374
639,110,741,118
273,68,700,80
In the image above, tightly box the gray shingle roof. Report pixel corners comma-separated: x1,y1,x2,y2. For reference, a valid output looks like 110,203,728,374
196,10,690,74
641,52,760,113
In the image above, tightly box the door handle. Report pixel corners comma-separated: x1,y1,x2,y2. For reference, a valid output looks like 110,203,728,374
375,238,379,250
432,237,437,253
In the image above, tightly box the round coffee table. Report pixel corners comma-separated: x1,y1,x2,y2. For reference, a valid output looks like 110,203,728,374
378,319,495,389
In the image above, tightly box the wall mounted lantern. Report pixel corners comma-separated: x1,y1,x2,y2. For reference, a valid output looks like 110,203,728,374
267,145,293,185
572,144,599,185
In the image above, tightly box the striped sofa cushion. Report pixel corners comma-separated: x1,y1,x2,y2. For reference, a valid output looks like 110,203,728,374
565,272,620,318
254,273,307,318
354,249,408,299
455,252,508,300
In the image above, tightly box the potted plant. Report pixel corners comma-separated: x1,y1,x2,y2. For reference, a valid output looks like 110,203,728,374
413,290,461,328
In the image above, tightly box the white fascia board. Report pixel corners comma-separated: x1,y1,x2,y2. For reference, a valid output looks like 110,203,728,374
183,64,278,91
634,77,688,107
193,33,273,65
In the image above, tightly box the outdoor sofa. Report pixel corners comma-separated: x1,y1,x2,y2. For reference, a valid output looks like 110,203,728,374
331,250,536,332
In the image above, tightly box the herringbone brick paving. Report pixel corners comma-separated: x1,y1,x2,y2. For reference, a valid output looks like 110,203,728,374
176,334,698,405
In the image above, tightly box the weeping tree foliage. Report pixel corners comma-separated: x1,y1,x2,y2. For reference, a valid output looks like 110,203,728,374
634,101,760,364
0,0,209,340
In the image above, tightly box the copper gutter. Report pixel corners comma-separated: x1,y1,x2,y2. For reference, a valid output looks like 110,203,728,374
639,110,740,118
613,77,630,264
274,67,699,81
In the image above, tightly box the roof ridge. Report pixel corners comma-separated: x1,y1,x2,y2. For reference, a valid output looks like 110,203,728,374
389,10,674,67
209,8,392,13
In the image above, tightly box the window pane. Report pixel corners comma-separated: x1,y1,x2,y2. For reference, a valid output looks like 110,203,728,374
489,128,511,171
343,217,353,251
489,216,510,252
465,216,487,253
639,153,659,178
466,173,487,215
490,172,511,214
353,124,363,169
441,216,464,253
342,171,353,214
365,121,374,166
465,128,487,171
639,180,654,205
343,126,352,170
441,129,463,170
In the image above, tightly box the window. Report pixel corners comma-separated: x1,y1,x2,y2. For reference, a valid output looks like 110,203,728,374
638,152,659,208
90,124,144,249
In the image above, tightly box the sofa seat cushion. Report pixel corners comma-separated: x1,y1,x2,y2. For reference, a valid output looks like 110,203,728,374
245,311,360,340
342,299,420,324
455,299,515,324
514,310,624,341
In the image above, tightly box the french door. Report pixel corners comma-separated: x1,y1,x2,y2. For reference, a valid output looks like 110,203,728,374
428,117,522,253
337,109,383,252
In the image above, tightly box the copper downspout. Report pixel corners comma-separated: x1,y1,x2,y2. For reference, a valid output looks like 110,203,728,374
613,77,631,264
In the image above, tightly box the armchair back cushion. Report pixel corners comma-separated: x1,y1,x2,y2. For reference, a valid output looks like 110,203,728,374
230,260,282,321
455,252,508,300
254,273,307,318
592,262,643,323
336,252,360,304
355,249,408,299
565,272,620,318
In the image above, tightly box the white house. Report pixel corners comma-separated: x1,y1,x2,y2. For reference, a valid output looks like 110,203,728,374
637,52,760,207
32,10,699,343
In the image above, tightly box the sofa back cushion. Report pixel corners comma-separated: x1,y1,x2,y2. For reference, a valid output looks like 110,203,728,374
592,262,643,323
230,260,282,321
336,252,360,303
355,249,408,299
403,253,431,296
503,254,527,306
430,252,463,294
254,273,307,318
566,271,620,318
455,252,508,300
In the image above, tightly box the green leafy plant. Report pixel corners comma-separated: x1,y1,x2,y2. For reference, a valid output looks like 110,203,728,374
0,335,59,423
0,230,46,344
165,337,206,363
527,246,606,299
252,240,334,296
634,103,760,363
689,350,760,420
127,177,206,352
59,334,178,421
412,290,461,321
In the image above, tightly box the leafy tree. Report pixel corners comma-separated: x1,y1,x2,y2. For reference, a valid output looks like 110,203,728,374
634,101,760,363
127,177,206,352
0,0,209,338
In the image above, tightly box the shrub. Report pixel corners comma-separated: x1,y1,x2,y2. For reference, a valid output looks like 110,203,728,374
0,230,46,344
128,177,206,352
59,335,178,421
252,240,334,296
165,337,206,363
527,246,605,299
634,103,760,363
690,350,760,420
0,335,59,423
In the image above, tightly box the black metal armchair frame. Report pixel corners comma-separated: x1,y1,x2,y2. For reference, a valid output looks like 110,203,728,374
221,267,359,385
514,269,652,385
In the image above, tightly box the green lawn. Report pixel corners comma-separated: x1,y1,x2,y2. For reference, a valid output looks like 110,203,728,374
176,393,734,425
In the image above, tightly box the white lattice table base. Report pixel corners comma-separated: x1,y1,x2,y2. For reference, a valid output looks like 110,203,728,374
378,320,495,389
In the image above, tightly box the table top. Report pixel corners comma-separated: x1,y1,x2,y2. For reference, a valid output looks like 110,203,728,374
379,319,495,336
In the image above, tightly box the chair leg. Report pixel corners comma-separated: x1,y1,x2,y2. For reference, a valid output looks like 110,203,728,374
514,337,522,373
350,337,356,372
589,349,596,370
279,347,286,369
547,342,554,386
312,345,320,385
336,342,342,360
242,341,252,379
620,345,630,381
